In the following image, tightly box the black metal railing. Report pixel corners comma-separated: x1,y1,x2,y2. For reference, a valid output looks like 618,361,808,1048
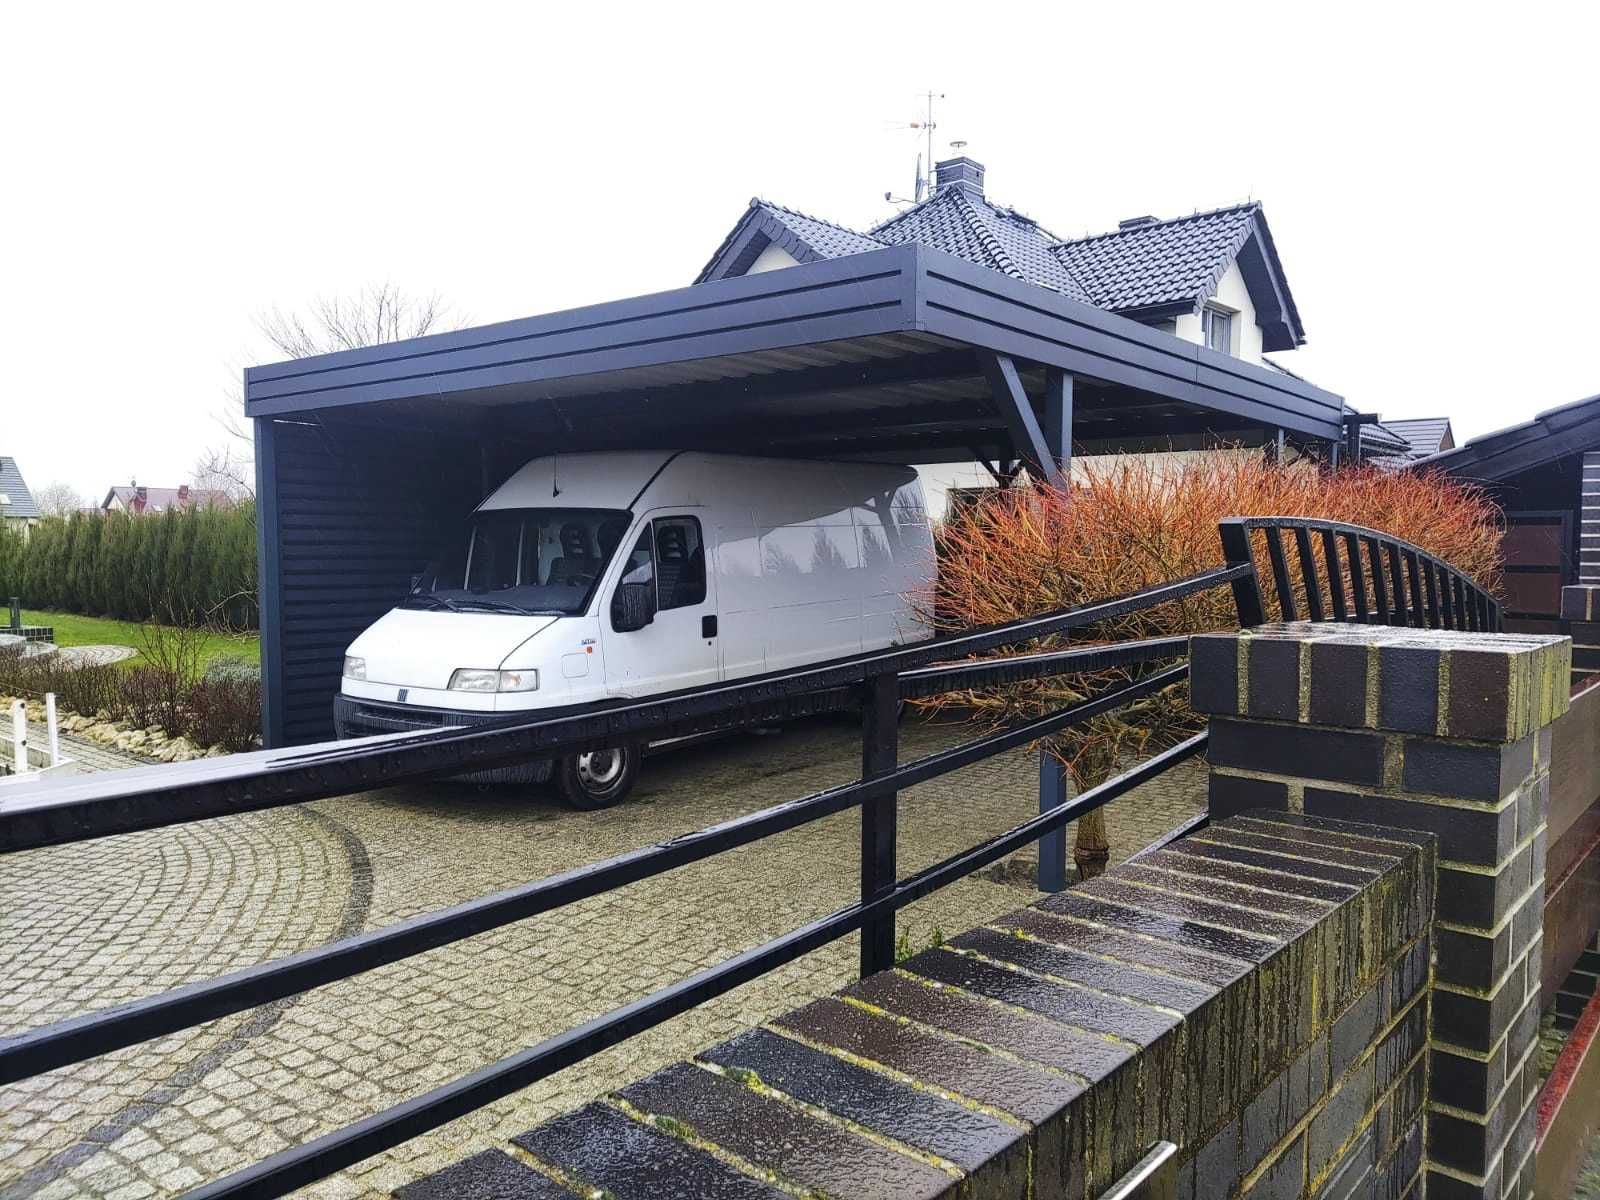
0,518,1499,1199
1219,516,1501,633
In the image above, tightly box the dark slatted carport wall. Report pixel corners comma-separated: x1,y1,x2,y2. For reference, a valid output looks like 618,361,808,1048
257,416,482,746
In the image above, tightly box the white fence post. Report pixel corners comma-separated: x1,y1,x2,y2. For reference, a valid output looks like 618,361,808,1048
46,693,60,766
10,699,26,776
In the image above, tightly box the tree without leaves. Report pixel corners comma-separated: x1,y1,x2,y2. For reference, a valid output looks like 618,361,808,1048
256,283,451,360
202,284,459,502
32,481,86,517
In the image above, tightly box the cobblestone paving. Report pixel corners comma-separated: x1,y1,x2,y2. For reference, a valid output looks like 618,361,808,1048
54,646,137,669
2,714,1205,1199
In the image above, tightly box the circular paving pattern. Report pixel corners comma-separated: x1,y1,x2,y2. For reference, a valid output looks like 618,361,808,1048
53,645,138,668
0,715,1204,1199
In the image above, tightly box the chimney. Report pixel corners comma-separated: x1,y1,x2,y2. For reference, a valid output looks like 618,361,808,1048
1118,215,1159,229
934,156,985,198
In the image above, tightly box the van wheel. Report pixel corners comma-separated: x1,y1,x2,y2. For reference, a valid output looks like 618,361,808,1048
556,745,639,809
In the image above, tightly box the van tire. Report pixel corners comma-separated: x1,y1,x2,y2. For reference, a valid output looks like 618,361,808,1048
556,745,639,809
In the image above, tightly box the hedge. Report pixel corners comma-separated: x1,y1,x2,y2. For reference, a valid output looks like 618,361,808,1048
0,504,258,630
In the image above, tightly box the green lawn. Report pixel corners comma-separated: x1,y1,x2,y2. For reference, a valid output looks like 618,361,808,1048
21,610,260,669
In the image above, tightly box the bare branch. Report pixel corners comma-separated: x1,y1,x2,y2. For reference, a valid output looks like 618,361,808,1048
32,481,87,517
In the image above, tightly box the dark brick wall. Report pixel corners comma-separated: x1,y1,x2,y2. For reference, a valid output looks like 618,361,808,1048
394,811,1435,1200
1191,622,1570,1200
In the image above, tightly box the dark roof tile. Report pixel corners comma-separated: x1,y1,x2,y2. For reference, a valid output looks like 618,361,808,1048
697,179,1303,346
0,457,40,519
1380,418,1453,457
1051,204,1260,312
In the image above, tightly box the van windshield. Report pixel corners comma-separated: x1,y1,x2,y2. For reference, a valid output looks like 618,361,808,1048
404,508,632,616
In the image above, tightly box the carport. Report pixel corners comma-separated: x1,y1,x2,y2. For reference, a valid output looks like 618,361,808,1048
247,243,1346,746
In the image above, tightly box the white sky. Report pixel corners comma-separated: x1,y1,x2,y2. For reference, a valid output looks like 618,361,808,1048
5,2,1597,500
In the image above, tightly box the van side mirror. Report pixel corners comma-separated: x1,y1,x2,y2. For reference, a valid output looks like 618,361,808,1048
611,582,656,632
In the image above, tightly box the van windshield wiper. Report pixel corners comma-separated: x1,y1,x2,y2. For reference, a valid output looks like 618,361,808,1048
449,597,555,616
404,594,463,612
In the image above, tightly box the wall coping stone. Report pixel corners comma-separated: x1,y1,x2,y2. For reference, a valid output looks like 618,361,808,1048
394,811,1436,1200
1190,622,1570,742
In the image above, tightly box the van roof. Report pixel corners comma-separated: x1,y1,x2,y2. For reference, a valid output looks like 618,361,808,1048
478,451,917,514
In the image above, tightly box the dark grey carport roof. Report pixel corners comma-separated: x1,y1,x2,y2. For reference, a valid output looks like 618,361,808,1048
246,244,1345,461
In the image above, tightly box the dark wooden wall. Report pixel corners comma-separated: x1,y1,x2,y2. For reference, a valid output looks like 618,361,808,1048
257,415,483,746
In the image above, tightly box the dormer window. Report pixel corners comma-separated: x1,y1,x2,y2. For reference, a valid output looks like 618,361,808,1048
1202,304,1235,355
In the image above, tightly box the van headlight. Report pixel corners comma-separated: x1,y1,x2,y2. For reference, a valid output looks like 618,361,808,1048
343,656,366,681
448,668,539,693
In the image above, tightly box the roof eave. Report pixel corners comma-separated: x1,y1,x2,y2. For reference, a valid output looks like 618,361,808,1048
1236,211,1307,351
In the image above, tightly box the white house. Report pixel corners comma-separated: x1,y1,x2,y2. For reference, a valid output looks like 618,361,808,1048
0,456,41,536
696,155,1443,511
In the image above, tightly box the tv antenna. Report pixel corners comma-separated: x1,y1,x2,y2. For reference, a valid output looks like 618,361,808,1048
886,91,943,203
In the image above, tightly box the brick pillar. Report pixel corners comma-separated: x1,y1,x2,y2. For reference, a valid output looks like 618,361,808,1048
1190,621,1570,1200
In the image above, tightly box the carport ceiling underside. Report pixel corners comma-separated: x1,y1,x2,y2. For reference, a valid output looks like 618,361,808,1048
245,244,1345,464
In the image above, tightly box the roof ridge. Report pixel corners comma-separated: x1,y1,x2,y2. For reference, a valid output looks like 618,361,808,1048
758,198,880,244
947,188,1025,280
1052,200,1261,249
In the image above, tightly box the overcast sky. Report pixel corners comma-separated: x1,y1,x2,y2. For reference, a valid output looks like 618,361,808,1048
5,3,1596,500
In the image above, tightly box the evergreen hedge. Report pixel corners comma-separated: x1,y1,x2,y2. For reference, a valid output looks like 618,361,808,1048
0,505,258,630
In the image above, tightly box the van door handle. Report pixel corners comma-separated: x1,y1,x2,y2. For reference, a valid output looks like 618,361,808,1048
701,615,718,638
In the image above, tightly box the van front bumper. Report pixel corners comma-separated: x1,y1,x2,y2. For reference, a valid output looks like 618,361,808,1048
332,695,554,785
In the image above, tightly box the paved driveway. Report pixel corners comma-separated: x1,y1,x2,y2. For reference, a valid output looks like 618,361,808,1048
1,713,1204,1199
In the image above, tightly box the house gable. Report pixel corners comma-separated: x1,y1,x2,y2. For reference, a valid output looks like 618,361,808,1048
0,456,41,520
746,241,800,274
696,200,882,284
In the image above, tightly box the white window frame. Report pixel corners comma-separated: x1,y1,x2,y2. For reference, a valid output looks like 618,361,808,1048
1201,304,1235,356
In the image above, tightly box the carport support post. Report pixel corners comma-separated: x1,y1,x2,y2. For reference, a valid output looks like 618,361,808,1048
1036,366,1073,893
858,671,899,976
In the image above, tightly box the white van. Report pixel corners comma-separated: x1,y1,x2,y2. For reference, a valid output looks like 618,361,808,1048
334,451,934,807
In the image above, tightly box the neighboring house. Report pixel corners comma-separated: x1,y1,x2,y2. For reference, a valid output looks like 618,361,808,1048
696,155,1322,511
101,482,229,515
1383,418,1454,458
1361,416,1455,469
0,456,42,536
1414,393,1600,634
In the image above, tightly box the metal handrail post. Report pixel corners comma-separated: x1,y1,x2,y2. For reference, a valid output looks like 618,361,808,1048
858,670,899,975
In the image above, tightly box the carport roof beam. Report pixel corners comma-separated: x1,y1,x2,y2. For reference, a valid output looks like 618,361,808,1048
244,244,1346,451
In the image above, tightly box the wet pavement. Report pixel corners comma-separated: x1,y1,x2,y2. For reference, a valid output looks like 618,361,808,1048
2,712,1205,1199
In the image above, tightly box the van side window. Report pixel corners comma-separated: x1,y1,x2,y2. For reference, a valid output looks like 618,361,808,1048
654,517,706,610
619,528,654,590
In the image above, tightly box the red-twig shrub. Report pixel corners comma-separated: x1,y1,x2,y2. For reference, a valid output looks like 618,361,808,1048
923,455,1504,871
